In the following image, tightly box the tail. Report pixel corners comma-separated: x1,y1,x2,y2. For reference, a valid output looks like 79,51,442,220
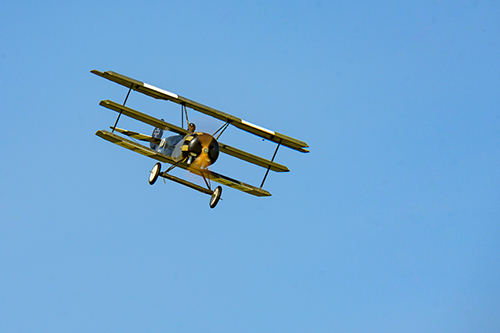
150,119,164,149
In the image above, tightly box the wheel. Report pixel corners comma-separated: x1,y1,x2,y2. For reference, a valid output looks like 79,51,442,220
149,162,161,185
209,186,222,208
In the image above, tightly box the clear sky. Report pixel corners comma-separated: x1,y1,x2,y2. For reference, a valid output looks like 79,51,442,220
1,1,499,332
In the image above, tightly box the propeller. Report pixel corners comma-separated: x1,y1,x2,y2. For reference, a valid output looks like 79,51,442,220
178,132,220,190
182,132,219,169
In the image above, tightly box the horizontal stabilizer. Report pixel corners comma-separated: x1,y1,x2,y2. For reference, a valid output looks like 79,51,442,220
96,130,174,164
111,127,161,144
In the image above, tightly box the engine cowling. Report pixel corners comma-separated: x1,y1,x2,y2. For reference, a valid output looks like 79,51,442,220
181,133,219,168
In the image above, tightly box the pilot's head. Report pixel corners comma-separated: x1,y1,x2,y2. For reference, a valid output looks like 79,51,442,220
188,123,196,133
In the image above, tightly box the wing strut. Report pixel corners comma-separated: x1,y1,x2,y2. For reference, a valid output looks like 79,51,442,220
111,85,133,133
214,122,230,140
260,140,281,188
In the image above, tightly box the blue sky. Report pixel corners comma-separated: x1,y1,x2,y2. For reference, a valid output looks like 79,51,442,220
1,1,499,332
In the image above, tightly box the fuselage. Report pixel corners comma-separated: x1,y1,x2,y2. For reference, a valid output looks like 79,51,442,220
156,132,219,169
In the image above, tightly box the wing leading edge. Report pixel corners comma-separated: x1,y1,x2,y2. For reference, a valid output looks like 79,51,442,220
92,70,309,153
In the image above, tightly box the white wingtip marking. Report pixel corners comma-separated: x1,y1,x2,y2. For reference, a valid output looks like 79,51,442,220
241,120,275,135
143,83,179,99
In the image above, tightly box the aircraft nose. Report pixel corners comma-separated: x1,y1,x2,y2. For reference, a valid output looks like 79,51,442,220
198,153,212,168
199,139,219,168
184,133,219,168
206,138,219,164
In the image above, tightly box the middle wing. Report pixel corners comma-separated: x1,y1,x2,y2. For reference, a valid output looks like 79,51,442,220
95,130,271,196
100,100,289,172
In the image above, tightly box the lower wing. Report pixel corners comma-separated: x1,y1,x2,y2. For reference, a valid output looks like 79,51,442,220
96,130,271,197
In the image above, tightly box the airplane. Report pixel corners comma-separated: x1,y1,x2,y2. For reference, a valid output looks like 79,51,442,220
92,70,309,208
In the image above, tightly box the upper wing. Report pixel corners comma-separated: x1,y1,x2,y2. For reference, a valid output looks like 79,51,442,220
92,70,309,153
95,129,271,197
100,100,289,172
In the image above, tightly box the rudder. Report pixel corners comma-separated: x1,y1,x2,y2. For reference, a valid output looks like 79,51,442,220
150,119,164,149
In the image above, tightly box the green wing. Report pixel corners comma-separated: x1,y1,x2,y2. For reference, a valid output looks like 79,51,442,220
100,100,289,172
100,100,189,136
95,130,271,197
92,70,309,153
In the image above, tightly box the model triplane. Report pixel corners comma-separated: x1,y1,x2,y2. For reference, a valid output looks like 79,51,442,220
92,70,309,208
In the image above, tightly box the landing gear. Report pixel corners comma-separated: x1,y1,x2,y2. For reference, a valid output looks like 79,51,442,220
209,186,222,209
149,162,222,209
149,162,161,185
